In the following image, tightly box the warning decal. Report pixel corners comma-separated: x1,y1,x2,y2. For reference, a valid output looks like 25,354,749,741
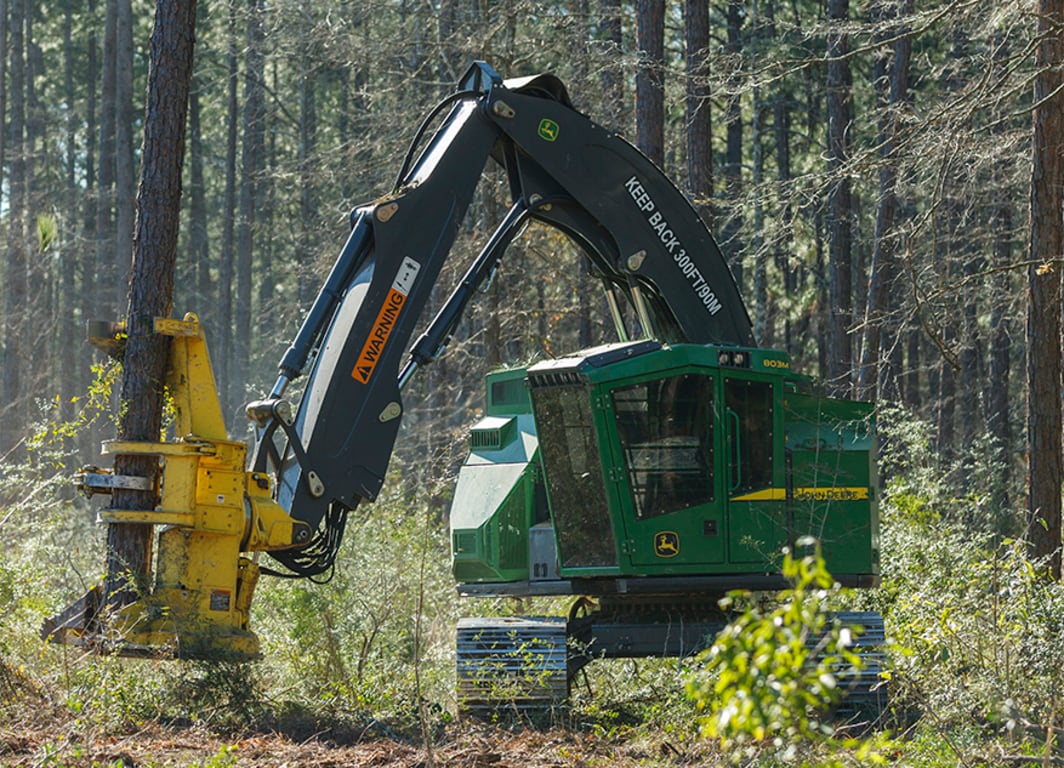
351,257,421,384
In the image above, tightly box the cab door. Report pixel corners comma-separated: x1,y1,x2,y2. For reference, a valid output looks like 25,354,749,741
723,376,787,565
607,372,725,571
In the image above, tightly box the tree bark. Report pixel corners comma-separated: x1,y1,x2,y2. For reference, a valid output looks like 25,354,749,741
987,30,1013,515
24,0,41,331
826,0,854,396
722,0,744,288
115,0,135,291
97,0,117,317
598,0,623,131
0,0,6,226
859,0,911,402
752,106,767,344
4,0,26,451
684,0,712,227
106,0,198,605
79,0,100,454
234,0,265,411
218,0,239,411
934,24,968,462
635,0,664,167
988,188,1013,514
62,0,78,419
573,0,592,347
1026,0,1064,579
768,0,798,358
188,69,210,309
298,20,318,308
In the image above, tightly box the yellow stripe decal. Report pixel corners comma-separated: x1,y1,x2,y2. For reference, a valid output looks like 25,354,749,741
732,487,869,502
731,488,787,502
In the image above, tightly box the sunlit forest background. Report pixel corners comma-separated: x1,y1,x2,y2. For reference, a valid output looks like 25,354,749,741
1,1,1063,765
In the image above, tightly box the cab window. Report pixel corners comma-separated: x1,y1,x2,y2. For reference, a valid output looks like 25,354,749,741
611,374,715,520
724,378,774,494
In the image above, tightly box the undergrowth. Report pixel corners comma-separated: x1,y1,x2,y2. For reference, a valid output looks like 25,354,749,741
0,394,1061,767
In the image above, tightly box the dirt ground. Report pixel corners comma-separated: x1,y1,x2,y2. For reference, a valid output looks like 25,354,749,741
0,702,711,768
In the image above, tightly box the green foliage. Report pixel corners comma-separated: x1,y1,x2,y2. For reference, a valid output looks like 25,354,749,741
0,4,1055,766
855,407,1064,764
877,405,1022,537
686,540,880,763
196,744,238,768
36,213,58,254
29,361,121,452
251,486,459,729
881,513,1064,742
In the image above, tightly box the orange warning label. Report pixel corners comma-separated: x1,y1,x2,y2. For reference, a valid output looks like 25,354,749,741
352,288,406,384
350,256,421,385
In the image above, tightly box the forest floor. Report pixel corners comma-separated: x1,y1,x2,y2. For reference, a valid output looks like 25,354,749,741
0,699,713,768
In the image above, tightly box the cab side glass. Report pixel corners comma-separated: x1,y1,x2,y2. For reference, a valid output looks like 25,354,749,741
612,374,715,520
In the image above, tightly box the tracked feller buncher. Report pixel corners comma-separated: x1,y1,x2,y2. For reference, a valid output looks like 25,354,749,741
45,62,883,716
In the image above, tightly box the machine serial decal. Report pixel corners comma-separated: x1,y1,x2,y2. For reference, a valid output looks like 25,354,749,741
731,487,870,502
654,531,680,558
209,589,231,611
624,175,723,315
351,257,422,384
537,118,560,141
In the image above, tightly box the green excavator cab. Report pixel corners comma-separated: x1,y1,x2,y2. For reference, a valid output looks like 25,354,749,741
451,341,878,593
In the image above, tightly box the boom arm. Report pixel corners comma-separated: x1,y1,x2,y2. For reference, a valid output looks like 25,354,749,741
252,62,754,577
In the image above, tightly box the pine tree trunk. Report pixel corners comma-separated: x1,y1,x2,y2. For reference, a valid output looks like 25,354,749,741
598,0,623,130
188,74,210,309
79,0,99,456
0,0,6,222
218,0,238,411
826,0,854,396
751,18,766,345
4,0,26,451
988,193,1012,512
24,0,44,385
722,0,744,288
635,0,664,166
987,29,1013,514
904,316,921,409
115,0,135,287
234,0,265,409
106,0,198,605
753,169,768,344
61,0,78,419
1026,0,1064,579
684,0,711,227
768,1,798,358
97,0,117,316
859,0,911,402
573,0,593,347
298,27,318,308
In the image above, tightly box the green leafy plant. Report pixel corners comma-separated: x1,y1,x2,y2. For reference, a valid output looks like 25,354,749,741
686,538,884,762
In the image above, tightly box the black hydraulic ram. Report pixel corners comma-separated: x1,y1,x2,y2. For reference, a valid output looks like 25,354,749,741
269,211,374,398
400,199,532,388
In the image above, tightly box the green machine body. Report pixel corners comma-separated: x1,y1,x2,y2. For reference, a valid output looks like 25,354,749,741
450,341,878,596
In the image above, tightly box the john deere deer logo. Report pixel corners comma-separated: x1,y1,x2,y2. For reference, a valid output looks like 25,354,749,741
654,531,680,558
537,118,560,142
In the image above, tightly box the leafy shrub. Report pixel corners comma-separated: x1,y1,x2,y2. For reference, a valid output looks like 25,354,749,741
685,540,881,764
866,408,1064,763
